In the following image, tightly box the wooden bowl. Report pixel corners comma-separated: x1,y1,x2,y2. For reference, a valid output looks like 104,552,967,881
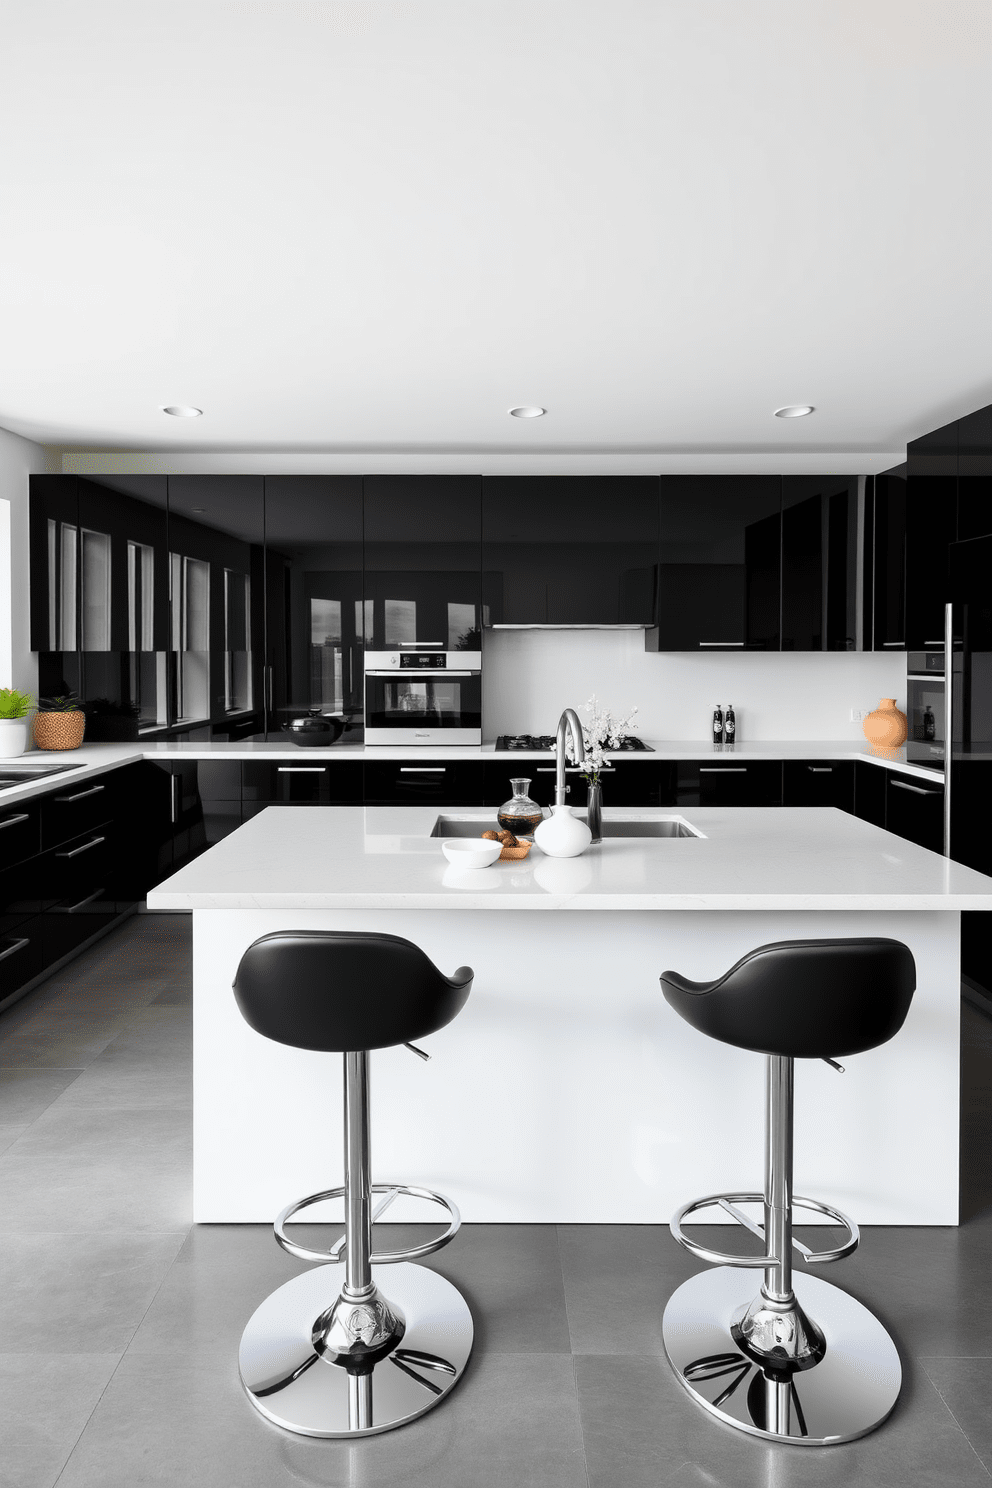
499,842,532,862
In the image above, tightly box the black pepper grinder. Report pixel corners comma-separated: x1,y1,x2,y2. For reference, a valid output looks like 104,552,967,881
724,703,736,746
712,704,724,747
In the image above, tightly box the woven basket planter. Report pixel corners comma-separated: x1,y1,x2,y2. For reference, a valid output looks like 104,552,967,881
33,711,86,751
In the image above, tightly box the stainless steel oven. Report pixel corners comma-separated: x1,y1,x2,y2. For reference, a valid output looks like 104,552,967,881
906,649,961,766
364,651,482,746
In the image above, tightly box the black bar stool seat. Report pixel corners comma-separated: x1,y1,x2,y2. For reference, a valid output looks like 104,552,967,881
231,930,474,1439
659,937,916,1447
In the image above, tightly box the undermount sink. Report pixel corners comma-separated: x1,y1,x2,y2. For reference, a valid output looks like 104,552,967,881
431,814,702,840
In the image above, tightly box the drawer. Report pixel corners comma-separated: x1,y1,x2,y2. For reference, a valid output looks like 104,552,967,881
37,824,115,912
675,760,782,808
362,760,485,807
0,917,45,1006
0,861,42,927
40,776,114,849
0,798,41,871
243,762,363,806
484,759,675,809
885,772,944,854
782,761,855,812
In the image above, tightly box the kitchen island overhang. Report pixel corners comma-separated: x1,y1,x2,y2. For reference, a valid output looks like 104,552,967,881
148,806,992,1227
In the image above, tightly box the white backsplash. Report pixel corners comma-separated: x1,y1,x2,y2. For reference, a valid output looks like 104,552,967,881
482,629,907,742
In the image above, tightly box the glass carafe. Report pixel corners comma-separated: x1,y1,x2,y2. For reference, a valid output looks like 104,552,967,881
497,777,544,838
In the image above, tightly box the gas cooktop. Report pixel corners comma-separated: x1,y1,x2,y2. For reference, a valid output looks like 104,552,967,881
495,734,654,752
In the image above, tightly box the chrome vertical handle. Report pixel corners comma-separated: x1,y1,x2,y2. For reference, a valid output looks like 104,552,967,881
171,773,180,825
944,600,953,858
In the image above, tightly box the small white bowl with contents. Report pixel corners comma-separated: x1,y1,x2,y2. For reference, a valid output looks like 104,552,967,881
441,839,502,870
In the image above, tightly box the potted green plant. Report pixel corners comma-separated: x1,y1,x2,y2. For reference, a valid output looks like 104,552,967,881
82,697,142,742
34,692,86,751
0,688,34,758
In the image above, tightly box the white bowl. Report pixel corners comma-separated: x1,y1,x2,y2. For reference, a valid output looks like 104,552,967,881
441,839,502,869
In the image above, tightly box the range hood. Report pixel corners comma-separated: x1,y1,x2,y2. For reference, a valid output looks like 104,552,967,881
490,623,651,631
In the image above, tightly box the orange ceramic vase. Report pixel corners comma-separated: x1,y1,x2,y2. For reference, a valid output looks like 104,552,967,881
863,698,907,749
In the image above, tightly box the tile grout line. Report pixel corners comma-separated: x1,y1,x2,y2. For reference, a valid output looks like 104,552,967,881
918,1358,992,1480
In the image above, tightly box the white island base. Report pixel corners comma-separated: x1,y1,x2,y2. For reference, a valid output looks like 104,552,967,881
192,905,960,1227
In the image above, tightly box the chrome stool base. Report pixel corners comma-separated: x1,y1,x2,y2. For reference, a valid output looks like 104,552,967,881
240,1262,473,1438
663,1266,901,1446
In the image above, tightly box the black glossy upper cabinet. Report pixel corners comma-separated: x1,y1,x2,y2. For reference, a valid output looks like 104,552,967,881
648,476,780,650
870,423,958,651
781,476,858,651
262,476,364,728
364,476,481,649
482,477,658,627
957,405,992,542
166,477,265,734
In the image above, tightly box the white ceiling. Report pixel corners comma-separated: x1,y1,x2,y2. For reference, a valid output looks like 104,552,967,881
1,0,991,472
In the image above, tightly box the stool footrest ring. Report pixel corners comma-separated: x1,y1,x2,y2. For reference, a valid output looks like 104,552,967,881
274,1182,461,1265
670,1191,859,1268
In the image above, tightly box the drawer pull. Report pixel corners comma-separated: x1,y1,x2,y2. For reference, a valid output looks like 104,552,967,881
0,936,29,963
536,767,585,774
54,784,105,803
55,887,106,914
55,835,106,859
0,813,29,831
808,767,833,773
882,642,905,648
700,767,747,773
277,767,326,773
399,768,445,774
891,780,939,797
698,642,744,647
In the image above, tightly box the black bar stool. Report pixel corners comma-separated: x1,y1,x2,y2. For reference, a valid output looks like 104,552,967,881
231,929,474,1438
660,937,916,1446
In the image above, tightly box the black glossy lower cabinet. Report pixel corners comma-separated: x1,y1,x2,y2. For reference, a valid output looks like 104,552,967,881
675,760,782,807
854,760,887,827
884,770,944,853
782,760,854,812
483,759,675,810
242,761,362,813
363,760,486,807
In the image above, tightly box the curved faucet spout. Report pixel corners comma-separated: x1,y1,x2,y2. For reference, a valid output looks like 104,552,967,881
555,708,586,806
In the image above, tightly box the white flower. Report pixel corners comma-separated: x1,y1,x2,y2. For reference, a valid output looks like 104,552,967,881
566,695,639,783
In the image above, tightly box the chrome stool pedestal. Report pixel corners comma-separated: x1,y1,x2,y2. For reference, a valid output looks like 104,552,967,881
663,1054,899,1445
239,1048,472,1438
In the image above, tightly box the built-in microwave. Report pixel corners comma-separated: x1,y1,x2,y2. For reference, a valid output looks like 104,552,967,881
364,651,482,746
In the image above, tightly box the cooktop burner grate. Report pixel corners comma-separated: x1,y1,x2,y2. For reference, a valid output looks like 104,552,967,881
495,734,654,752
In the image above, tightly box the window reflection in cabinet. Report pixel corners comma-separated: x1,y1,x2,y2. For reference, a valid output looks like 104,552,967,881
262,476,364,730
365,475,482,650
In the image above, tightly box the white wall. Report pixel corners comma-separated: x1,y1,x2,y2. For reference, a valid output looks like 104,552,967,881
482,629,907,742
0,425,49,695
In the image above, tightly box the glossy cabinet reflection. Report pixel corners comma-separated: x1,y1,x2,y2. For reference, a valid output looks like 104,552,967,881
957,406,992,541
781,477,858,651
263,476,364,731
482,477,658,627
364,476,481,650
649,477,780,650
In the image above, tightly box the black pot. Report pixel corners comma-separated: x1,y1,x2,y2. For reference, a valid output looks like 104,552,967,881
280,714,346,747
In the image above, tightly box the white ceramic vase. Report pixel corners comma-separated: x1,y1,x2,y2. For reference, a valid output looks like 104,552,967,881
533,804,592,859
0,720,28,758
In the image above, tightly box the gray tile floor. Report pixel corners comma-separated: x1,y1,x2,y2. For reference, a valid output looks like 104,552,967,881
1,914,991,1486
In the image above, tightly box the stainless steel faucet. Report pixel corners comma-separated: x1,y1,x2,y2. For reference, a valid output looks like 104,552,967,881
555,708,587,805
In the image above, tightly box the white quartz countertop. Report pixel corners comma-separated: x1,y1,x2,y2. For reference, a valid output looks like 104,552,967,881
0,737,943,809
146,804,992,912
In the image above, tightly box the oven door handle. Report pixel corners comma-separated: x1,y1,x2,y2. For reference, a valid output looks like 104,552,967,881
366,670,477,678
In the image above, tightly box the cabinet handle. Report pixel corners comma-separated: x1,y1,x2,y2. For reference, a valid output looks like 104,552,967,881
0,936,29,963
266,666,274,708
924,641,945,647
0,813,29,831
55,834,106,859
882,642,905,648
277,767,325,773
700,767,747,773
55,886,106,914
400,642,444,647
54,784,105,803
171,774,180,825
891,780,940,797
808,767,833,773
698,641,744,647
536,766,585,774
399,768,445,774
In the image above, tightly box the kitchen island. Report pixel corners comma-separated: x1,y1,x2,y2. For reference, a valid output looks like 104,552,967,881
148,804,992,1227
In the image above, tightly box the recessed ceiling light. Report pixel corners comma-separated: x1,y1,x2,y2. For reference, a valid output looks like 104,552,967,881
162,405,202,418
774,405,815,418
509,406,546,419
